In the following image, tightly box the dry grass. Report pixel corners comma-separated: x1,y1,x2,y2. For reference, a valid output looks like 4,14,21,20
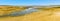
0,6,60,21
0,6,25,16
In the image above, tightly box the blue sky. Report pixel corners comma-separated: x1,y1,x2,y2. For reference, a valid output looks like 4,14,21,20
0,0,60,5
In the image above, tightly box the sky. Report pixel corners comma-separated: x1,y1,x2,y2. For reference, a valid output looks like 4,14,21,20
0,0,60,6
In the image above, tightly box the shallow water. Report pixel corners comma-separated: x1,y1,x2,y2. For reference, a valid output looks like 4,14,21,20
9,8,38,16
0,8,39,17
